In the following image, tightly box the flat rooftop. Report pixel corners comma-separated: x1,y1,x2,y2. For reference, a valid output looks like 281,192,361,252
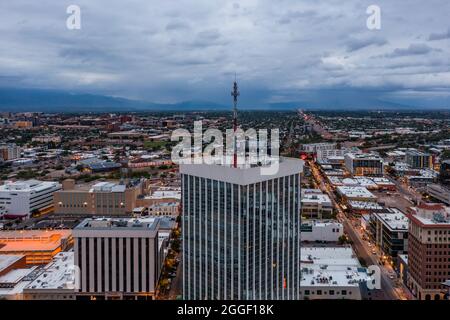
180,157,303,185
0,230,72,252
374,211,409,231
0,255,25,273
25,252,75,291
0,180,60,192
337,186,377,199
74,217,160,231
348,201,383,210
301,247,369,288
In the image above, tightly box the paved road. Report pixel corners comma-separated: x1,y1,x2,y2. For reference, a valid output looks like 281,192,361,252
307,160,410,300
342,218,401,300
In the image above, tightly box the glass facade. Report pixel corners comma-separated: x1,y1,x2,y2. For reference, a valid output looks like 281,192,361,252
182,172,301,300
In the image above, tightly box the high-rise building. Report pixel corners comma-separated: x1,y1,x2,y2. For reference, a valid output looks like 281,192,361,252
73,217,169,300
407,203,450,300
406,150,433,169
0,180,62,218
180,157,303,300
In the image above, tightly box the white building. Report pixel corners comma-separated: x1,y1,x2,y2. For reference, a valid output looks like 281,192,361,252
23,252,77,300
300,247,371,300
336,186,378,202
0,180,62,219
301,220,343,242
73,217,169,300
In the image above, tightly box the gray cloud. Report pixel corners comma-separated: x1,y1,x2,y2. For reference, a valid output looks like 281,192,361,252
346,36,388,52
429,27,450,40
0,0,448,106
383,44,441,58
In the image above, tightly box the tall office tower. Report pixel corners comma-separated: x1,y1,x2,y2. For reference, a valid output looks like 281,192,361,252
181,157,303,300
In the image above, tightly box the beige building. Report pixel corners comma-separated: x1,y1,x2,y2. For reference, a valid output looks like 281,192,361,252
54,180,145,216
148,201,180,216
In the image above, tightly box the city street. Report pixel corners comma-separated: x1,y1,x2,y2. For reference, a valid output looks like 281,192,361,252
307,160,413,300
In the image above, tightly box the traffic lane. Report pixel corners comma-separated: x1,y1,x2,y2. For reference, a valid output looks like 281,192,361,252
343,219,399,300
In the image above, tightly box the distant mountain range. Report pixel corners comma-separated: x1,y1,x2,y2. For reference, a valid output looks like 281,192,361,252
0,88,447,112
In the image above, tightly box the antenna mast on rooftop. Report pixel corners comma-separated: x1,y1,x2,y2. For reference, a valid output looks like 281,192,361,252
231,75,240,168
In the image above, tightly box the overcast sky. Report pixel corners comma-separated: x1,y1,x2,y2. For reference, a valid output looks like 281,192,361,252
0,0,449,106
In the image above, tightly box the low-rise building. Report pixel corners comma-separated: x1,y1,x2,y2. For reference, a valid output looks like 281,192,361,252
301,220,343,242
301,189,333,219
31,135,62,144
0,229,73,265
336,186,377,203
426,184,450,205
148,201,179,216
300,247,371,300
54,180,145,216
23,252,77,300
0,180,62,219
